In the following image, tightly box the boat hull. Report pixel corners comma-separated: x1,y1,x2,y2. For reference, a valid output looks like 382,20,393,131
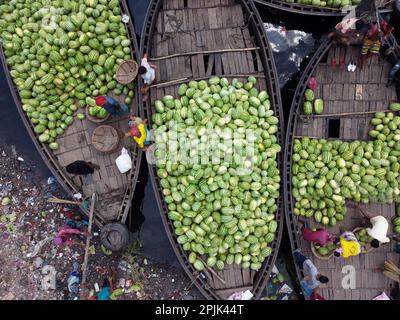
284,34,400,298
0,0,142,228
140,0,284,300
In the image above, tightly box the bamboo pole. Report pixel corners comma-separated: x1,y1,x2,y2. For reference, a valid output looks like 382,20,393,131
303,109,392,118
150,47,260,62
80,193,96,299
47,197,81,205
293,135,319,139
149,73,266,89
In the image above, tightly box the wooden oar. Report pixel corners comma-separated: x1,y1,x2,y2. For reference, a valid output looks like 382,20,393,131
80,193,96,299
197,257,226,285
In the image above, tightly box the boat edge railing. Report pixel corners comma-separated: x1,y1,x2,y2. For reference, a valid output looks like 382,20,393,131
253,0,393,17
120,0,144,224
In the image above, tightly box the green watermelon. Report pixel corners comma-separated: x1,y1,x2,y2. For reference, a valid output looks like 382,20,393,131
314,99,324,114
305,89,315,102
303,101,313,115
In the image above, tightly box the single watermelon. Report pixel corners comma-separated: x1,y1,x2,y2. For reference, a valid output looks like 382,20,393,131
314,99,324,114
303,101,313,115
304,89,315,102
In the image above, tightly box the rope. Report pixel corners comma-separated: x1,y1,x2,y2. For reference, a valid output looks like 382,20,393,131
240,12,253,31
158,13,205,49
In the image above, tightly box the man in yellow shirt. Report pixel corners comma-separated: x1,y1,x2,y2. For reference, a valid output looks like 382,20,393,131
125,116,150,150
333,231,361,259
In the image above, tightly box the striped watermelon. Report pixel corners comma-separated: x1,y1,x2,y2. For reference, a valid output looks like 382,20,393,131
342,150,353,161
375,168,387,178
59,34,69,47
87,71,96,82
92,64,103,75
68,57,78,66
102,38,114,47
75,52,85,65
41,74,54,85
322,151,332,163
88,50,99,63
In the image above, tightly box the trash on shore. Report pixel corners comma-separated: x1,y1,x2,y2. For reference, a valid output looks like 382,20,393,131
0,145,202,300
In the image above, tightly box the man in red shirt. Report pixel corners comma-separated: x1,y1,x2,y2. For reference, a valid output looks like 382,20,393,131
359,20,394,68
310,288,327,300
298,218,337,246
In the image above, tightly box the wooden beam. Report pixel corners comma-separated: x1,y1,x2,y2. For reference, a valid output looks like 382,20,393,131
303,109,392,118
150,47,260,61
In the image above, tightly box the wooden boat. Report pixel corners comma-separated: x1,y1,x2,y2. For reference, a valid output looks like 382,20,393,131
254,0,393,17
140,0,284,299
284,28,400,299
0,1,142,233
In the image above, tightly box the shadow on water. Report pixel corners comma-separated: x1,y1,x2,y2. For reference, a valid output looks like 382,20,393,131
128,0,151,35
128,155,179,267
0,61,50,176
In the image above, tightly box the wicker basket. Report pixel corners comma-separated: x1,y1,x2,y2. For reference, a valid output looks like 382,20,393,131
311,242,334,260
116,59,138,85
352,227,374,254
92,125,120,153
85,105,111,123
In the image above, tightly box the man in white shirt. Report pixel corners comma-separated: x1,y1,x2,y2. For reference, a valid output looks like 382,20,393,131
139,53,157,101
354,204,391,248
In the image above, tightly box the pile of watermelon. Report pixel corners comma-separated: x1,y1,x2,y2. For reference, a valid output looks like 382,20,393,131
86,97,109,119
284,0,361,8
292,104,400,227
0,0,135,150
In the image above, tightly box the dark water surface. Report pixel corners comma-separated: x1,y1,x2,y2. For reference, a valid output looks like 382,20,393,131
0,1,332,279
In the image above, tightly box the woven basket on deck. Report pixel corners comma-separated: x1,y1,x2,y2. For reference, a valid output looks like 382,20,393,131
85,105,111,123
311,242,334,260
116,59,138,85
92,125,120,153
352,227,374,254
